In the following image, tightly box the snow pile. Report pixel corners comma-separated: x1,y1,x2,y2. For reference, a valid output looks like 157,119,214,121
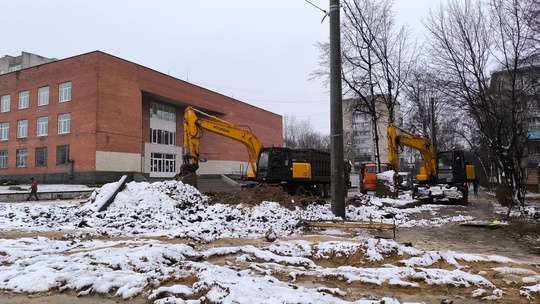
0,180,538,303
0,181,473,241
0,235,518,303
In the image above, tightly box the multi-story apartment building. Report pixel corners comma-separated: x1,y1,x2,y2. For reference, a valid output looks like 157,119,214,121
490,54,540,191
0,51,282,184
342,96,403,172
0,52,56,75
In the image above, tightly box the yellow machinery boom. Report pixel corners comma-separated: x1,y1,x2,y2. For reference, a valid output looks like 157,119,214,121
181,106,262,178
387,123,475,204
387,123,437,182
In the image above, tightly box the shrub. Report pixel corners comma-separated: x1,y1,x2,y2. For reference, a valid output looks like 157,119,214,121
495,184,513,207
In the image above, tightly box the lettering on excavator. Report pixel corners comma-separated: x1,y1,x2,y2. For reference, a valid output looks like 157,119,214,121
213,126,231,133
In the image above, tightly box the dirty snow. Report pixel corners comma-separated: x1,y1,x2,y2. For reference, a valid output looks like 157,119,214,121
0,180,538,303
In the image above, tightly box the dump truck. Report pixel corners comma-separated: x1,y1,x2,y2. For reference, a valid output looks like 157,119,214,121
255,147,334,196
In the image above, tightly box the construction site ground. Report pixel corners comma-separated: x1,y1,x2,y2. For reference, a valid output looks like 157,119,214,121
2,180,540,303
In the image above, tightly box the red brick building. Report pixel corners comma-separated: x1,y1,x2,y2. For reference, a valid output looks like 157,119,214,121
0,51,282,184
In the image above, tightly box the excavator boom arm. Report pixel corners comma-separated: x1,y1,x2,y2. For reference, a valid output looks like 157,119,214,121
387,123,437,182
182,106,262,176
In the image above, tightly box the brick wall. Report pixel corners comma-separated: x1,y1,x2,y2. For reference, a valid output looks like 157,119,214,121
0,51,283,183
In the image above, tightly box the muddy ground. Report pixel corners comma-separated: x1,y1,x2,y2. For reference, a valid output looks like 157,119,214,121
2,186,540,303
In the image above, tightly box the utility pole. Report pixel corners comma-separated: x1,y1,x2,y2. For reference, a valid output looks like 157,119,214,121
329,0,345,218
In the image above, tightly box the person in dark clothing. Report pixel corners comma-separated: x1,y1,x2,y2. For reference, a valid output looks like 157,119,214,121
26,178,39,201
473,179,478,195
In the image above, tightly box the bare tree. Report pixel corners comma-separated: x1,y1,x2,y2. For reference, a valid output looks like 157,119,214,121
424,0,537,217
337,0,415,169
523,0,540,51
283,114,330,151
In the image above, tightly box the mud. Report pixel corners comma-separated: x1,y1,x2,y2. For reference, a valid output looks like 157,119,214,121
2,188,540,303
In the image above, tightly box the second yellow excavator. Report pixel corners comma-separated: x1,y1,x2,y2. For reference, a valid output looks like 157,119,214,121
387,123,476,204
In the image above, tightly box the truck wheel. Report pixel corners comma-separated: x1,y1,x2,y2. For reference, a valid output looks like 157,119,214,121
325,184,331,198
317,185,325,198
360,186,367,194
295,185,306,196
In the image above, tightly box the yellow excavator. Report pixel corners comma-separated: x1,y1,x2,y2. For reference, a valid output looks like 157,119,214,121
177,106,262,184
177,106,341,196
387,123,476,204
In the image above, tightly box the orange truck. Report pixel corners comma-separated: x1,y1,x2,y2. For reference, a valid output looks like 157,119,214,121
359,163,389,194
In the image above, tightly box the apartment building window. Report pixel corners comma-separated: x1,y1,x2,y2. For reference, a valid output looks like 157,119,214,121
35,147,47,167
37,117,48,136
59,81,72,102
9,65,21,72
16,149,27,167
56,145,69,165
1,95,10,113
58,113,70,134
0,151,7,168
0,122,9,140
18,91,29,109
38,86,49,106
17,120,28,138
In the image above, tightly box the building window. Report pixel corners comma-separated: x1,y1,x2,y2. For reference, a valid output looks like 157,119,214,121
56,145,69,165
9,64,21,72
36,147,47,167
37,117,48,136
59,81,72,102
0,122,9,141
17,120,28,138
150,153,176,173
16,149,27,167
1,95,10,113
38,86,49,106
58,113,70,134
0,151,7,168
150,129,176,146
150,103,176,122
19,91,29,109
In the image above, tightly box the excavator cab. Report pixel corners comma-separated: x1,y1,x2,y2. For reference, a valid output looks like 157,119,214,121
436,150,475,183
256,147,292,183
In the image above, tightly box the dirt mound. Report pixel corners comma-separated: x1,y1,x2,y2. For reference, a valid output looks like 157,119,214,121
206,183,325,210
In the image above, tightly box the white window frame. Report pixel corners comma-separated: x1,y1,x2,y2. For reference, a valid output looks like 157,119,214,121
38,86,49,106
150,153,177,178
58,113,71,134
0,122,9,141
37,117,48,136
18,91,29,109
59,81,72,102
17,120,28,138
1,95,10,113
16,149,27,168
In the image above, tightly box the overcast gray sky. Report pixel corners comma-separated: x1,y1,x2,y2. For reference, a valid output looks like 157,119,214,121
3,0,440,134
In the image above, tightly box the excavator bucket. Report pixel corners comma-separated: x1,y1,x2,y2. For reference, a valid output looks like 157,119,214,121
175,164,199,188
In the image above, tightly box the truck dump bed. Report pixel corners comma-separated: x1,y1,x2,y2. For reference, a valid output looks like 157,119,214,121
291,149,331,183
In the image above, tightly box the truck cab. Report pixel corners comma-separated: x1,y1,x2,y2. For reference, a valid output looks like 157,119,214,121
359,163,389,194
